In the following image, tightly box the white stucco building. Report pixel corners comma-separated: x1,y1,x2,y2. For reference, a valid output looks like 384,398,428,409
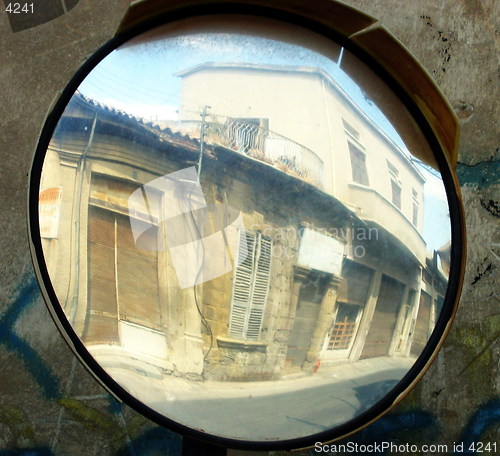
176,63,427,265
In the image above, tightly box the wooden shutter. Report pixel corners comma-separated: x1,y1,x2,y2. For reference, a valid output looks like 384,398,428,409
361,275,404,358
85,206,119,344
229,230,256,339
116,212,161,329
411,291,432,357
86,174,162,345
246,235,272,341
86,204,162,343
337,260,373,305
229,231,272,341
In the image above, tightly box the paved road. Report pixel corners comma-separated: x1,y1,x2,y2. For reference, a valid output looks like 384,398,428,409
150,366,409,442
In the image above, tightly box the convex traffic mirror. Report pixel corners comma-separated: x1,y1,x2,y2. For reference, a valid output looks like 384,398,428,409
29,0,465,452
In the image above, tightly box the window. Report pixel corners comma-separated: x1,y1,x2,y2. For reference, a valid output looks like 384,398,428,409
412,202,419,226
348,142,369,186
412,187,419,226
229,230,272,341
226,117,268,154
387,161,402,209
328,303,360,350
391,180,402,209
326,261,373,352
342,119,360,141
386,160,399,178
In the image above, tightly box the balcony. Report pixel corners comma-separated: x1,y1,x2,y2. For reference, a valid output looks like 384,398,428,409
163,117,325,190
348,183,427,264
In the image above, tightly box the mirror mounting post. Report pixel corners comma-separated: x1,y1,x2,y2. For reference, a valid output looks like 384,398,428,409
182,437,227,456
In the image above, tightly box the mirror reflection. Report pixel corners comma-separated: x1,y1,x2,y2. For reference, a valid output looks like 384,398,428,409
38,17,451,441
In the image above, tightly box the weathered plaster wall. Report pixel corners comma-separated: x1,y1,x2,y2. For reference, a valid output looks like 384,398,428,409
0,1,498,455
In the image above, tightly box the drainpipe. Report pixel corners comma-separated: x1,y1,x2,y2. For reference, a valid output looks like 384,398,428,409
69,112,97,325
321,77,336,196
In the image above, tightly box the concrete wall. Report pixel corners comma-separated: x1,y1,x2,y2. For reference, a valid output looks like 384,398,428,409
0,1,498,455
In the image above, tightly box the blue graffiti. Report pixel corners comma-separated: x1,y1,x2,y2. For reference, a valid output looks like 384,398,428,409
456,399,500,454
0,275,60,400
107,394,123,415
0,449,54,456
356,410,439,441
457,160,500,188
116,427,182,456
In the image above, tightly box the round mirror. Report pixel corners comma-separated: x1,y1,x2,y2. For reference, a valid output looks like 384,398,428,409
29,1,464,451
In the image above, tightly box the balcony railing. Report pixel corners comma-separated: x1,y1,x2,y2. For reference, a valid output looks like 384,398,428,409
162,117,325,190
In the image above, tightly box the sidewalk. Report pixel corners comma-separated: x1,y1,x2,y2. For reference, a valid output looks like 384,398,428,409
104,355,416,402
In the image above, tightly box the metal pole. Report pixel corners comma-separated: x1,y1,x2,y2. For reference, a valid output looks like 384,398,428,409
182,436,227,456
198,105,210,179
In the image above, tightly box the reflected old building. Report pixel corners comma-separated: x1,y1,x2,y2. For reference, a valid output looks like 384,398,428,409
39,63,448,394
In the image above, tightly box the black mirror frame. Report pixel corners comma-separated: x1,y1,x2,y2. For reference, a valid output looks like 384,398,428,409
28,0,466,451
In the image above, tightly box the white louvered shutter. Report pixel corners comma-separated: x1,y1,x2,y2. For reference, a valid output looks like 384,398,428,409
246,235,272,340
229,231,272,341
229,230,256,339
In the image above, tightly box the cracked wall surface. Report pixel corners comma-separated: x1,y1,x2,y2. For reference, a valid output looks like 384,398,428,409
1,0,498,454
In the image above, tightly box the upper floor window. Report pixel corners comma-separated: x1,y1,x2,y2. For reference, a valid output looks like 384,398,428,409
387,160,402,209
226,117,269,154
342,119,361,142
348,142,369,186
386,160,399,178
391,180,402,209
412,187,419,226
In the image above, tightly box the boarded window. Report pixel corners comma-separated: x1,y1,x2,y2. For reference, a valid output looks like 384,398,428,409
229,230,272,341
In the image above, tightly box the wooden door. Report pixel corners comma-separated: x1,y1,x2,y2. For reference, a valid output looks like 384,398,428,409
361,275,404,358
